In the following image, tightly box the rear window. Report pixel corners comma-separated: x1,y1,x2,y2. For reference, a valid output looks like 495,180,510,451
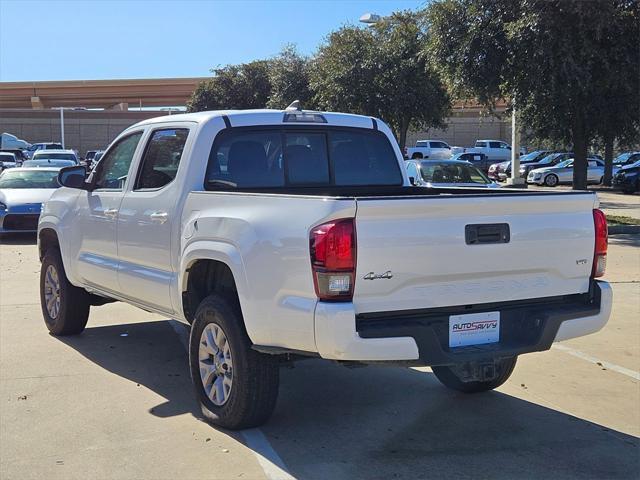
475,141,486,148
430,141,449,149
33,152,76,161
205,127,402,189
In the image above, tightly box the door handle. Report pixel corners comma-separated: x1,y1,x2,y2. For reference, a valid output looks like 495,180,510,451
104,208,118,218
149,211,168,223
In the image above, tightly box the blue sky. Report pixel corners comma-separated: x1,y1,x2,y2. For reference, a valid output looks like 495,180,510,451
0,0,424,82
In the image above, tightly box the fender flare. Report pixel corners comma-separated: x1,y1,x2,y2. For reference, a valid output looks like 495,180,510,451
37,217,81,286
179,239,257,339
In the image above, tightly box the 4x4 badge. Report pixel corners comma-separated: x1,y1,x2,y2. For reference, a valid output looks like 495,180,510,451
363,271,393,280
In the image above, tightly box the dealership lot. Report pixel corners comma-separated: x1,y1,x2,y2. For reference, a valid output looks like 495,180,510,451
1,229,638,479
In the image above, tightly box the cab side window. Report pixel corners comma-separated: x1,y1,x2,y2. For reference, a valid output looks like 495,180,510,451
134,129,189,190
93,132,143,190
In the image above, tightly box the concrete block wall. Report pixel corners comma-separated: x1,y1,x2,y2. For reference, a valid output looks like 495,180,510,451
408,115,511,148
0,109,164,155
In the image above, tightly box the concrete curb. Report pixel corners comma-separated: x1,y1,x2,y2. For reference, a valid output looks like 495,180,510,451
608,224,640,235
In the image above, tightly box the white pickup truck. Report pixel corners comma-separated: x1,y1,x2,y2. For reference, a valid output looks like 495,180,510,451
465,139,514,161
405,139,452,160
39,108,612,430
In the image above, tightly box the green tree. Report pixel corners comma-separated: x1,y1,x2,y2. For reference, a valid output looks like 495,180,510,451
267,45,313,109
311,12,450,150
426,0,640,190
187,60,272,112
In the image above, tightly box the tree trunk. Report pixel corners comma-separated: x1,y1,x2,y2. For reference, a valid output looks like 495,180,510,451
398,117,410,152
572,117,589,190
603,133,614,187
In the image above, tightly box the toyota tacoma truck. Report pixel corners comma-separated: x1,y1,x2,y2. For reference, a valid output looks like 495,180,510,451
38,107,612,430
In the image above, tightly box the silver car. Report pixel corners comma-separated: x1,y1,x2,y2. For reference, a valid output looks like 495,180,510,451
0,167,61,233
527,159,604,186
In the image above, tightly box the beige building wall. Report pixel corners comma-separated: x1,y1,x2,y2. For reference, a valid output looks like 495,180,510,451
408,114,512,148
0,109,164,155
2,108,513,155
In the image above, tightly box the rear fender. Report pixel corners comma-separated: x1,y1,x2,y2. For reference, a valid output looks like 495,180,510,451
180,240,264,343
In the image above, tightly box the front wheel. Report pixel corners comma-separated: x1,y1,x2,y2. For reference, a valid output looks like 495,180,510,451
40,248,90,335
189,294,279,430
432,357,517,393
544,174,559,187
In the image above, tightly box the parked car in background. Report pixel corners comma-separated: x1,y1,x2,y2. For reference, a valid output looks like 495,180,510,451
31,149,79,164
613,152,640,170
612,160,640,194
450,152,493,172
1,149,28,165
406,159,499,188
22,159,77,169
0,152,18,172
464,139,512,161
520,152,574,178
85,150,104,170
521,153,603,179
0,167,61,233
527,159,604,186
405,140,452,160
84,150,98,164
491,150,556,181
26,142,64,159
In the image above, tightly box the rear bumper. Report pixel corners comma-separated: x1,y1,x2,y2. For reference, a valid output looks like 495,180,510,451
314,281,612,365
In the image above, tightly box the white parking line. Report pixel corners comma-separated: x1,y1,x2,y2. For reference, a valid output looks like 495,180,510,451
241,428,296,480
553,343,640,381
168,320,296,480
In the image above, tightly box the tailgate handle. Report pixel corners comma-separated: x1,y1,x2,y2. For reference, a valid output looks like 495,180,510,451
465,223,510,245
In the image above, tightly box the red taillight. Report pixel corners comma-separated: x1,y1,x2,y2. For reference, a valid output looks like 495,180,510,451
592,209,608,278
310,218,356,301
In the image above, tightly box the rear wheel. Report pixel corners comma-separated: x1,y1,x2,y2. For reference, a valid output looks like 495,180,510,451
411,152,423,159
432,357,517,393
544,174,559,187
189,294,279,430
40,248,90,335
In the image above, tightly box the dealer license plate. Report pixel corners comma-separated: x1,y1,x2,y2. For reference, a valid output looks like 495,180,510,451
449,311,500,348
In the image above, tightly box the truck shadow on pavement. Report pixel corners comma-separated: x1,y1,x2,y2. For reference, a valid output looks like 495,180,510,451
58,320,201,419
58,320,639,480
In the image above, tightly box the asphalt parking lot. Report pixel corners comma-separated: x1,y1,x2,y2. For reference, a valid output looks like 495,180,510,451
1,203,639,480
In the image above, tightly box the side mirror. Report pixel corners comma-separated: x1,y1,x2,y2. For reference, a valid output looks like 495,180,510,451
58,165,90,190
409,176,416,186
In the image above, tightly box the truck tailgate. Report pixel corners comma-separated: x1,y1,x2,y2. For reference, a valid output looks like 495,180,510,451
353,192,597,314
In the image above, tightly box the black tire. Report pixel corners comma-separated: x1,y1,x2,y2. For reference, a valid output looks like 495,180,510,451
432,357,517,393
543,174,559,187
411,152,423,159
40,247,90,335
189,294,279,430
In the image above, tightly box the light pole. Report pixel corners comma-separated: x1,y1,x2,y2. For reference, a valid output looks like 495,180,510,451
506,103,526,187
51,107,75,149
359,12,382,24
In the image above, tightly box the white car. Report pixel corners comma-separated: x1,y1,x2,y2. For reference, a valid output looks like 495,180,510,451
0,152,18,172
31,149,79,165
527,159,605,186
0,167,61,233
405,140,452,160
38,107,611,430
